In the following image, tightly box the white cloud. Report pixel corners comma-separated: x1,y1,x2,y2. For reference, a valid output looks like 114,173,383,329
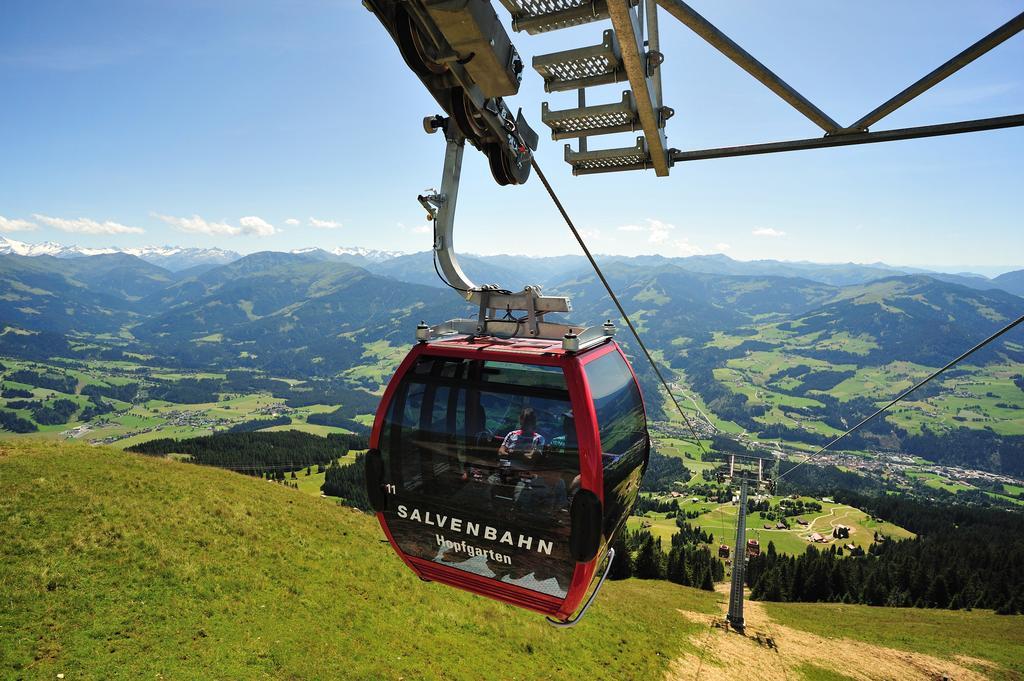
310,217,343,229
715,242,732,252
32,213,143,235
673,238,706,256
752,227,786,238
615,218,675,243
647,219,674,244
153,213,275,237
154,213,238,236
284,218,300,226
238,216,276,237
411,223,432,235
0,215,37,232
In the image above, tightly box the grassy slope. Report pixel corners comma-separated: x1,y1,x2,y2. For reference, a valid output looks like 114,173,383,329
0,441,720,680
764,602,1024,677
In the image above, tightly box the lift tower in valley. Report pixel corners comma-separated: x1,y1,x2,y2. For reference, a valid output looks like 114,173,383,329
726,475,749,631
724,453,771,633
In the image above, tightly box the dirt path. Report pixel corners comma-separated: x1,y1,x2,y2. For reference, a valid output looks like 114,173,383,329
665,597,999,681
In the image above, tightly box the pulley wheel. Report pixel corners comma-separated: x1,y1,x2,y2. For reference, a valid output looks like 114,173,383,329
486,144,513,186
450,87,489,145
395,7,446,78
487,143,531,186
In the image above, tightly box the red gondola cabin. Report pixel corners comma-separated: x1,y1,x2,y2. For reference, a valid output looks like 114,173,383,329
365,335,649,622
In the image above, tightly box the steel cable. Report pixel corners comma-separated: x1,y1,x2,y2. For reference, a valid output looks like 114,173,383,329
775,312,1024,483
531,159,708,453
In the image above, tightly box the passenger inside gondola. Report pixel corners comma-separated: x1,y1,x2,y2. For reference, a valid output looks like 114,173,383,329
498,406,545,462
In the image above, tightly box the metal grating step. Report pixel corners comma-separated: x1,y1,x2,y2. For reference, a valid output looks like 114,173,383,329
564,136,653,175
542,90,639,140
498,0,635,35
532,29,626,93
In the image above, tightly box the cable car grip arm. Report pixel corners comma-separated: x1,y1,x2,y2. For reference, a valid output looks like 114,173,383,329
425,118,573,338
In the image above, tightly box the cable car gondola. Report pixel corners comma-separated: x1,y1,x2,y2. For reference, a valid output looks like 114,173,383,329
365,334,649,623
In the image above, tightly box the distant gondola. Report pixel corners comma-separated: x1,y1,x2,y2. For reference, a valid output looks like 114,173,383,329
365,335,649,623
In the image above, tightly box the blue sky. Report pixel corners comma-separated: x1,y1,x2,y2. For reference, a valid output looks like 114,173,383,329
1,1,1022,274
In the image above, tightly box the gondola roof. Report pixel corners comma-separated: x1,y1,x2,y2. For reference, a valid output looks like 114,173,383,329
419,334,611,358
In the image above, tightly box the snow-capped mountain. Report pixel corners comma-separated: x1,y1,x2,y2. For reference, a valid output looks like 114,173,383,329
0,236,95,257
0,236,408,271
290,246,404,265
0,236,240,271
119,245,241,271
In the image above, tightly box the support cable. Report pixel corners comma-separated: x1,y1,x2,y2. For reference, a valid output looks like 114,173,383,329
776,312,1024,483
531,159,707,453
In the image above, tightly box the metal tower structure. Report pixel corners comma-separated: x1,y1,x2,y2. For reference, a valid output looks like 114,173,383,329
726,476,748,632
506,0,1024,174
722,452,773,633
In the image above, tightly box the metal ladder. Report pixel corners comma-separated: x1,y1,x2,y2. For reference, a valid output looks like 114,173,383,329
500,0,673,176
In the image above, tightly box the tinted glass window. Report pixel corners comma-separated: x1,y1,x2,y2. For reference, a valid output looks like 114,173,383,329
583,350,648,538
586,351,647,457
379,357,579,599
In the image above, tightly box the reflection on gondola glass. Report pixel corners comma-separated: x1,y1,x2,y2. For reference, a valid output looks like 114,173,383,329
584,350,648,539
379,356,579,598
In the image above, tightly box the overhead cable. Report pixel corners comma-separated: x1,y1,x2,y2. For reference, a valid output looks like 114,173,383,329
776,312,1024,482
531,159,708,452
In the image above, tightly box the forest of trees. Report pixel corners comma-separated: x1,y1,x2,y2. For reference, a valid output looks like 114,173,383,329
128,430,368,476
146,378,222,404
902,427,1024,477
82,381,139,403
31,398,78,425
304,390,379,434
1,386,33,398
746,494,1024,614
225,415,292,433
640,451,692,492
0,410,37,433
6,369,77,394
79,393,116,421
321,454,369,508
608,521,725,591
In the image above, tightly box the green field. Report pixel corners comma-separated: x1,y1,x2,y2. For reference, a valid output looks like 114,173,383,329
906,470,975,493
291,450,360,497
626,513,682,547
0,357,364,447
0,441,721,680
340,340,406,392
654,436,719,482
634,494,915,558
692,323,1024,445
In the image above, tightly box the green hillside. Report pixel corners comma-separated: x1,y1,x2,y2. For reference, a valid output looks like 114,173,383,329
0,441,718,679
3,442,1022,680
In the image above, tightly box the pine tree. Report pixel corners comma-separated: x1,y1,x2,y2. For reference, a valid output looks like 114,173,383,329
608,535,633,580
926,575,949,608
635,537,663,579
666,547,689,586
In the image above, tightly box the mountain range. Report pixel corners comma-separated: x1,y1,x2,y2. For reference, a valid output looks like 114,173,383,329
2,245,1022,474
2,246,1022,377
2,236,1022,295
0,236,400,272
